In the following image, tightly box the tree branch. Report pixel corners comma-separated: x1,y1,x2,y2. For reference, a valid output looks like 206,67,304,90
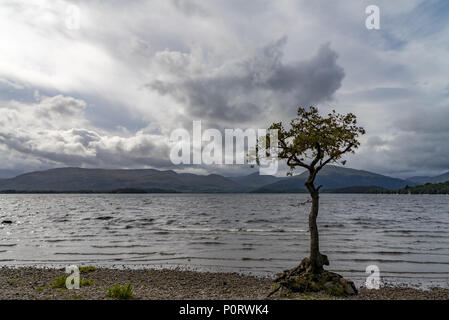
310,142,321,168
278,137,310,169
317,143,354,171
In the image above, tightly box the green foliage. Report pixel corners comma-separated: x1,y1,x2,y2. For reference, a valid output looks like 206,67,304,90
106,284,134,299
255,106,365,176
51,275,93,289
79,266,97,273
34,286,48,291
80,278,94,286
51,276,68,289
8,278,19,286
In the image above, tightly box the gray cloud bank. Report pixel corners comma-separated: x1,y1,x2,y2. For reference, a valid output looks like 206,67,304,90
0,0,449,178
149,39,344,126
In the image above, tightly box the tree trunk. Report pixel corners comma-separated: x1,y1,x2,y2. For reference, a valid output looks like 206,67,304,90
308,191,322,273
305,169,324,274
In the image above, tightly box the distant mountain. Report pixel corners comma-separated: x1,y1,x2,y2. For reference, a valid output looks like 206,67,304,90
0,166,415,193
408,171,449,184
0,167,248,193
254,165,413,192
228,172,286,188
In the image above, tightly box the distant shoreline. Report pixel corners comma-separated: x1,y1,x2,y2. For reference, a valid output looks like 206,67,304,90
1,189,448,194
0,188,181,194
1,267,448,300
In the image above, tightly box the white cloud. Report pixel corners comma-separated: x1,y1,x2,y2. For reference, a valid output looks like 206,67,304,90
0,94,170,169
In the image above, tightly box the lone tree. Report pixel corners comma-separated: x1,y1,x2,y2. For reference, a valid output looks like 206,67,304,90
258,106,365,296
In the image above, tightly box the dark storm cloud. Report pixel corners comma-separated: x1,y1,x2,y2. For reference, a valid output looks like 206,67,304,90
259,41,345,103
148,39,345,125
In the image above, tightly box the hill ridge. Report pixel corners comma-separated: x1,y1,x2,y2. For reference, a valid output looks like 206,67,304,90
0,166,414,193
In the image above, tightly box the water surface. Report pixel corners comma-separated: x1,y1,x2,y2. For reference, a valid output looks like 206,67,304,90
1,194,448,288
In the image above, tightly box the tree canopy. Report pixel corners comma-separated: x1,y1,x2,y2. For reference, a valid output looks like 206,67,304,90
261,106,366,178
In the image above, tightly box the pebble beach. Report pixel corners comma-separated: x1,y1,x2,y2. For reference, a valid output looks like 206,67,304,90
1,267,448,300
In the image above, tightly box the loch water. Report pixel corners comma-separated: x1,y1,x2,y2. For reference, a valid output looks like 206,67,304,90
1,193,448,288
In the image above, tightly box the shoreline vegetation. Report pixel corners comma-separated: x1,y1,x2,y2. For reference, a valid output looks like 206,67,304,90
0,267,448,300
1,180,449,194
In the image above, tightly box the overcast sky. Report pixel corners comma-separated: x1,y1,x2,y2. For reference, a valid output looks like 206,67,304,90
0,0,448,178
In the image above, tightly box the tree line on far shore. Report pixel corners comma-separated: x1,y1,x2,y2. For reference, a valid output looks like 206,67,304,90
331,181,449,194
396,181,449,194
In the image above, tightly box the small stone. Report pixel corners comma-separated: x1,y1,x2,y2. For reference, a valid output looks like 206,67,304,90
1,220,13,224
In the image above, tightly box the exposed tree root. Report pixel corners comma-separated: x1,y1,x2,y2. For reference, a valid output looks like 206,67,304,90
267,258,358,298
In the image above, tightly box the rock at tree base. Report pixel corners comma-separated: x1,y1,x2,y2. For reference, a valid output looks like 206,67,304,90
273,258,358,297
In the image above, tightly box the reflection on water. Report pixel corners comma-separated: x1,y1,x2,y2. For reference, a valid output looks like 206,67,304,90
1,193,449,288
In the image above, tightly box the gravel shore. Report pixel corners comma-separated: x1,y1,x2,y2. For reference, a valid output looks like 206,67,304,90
0,267,448,300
